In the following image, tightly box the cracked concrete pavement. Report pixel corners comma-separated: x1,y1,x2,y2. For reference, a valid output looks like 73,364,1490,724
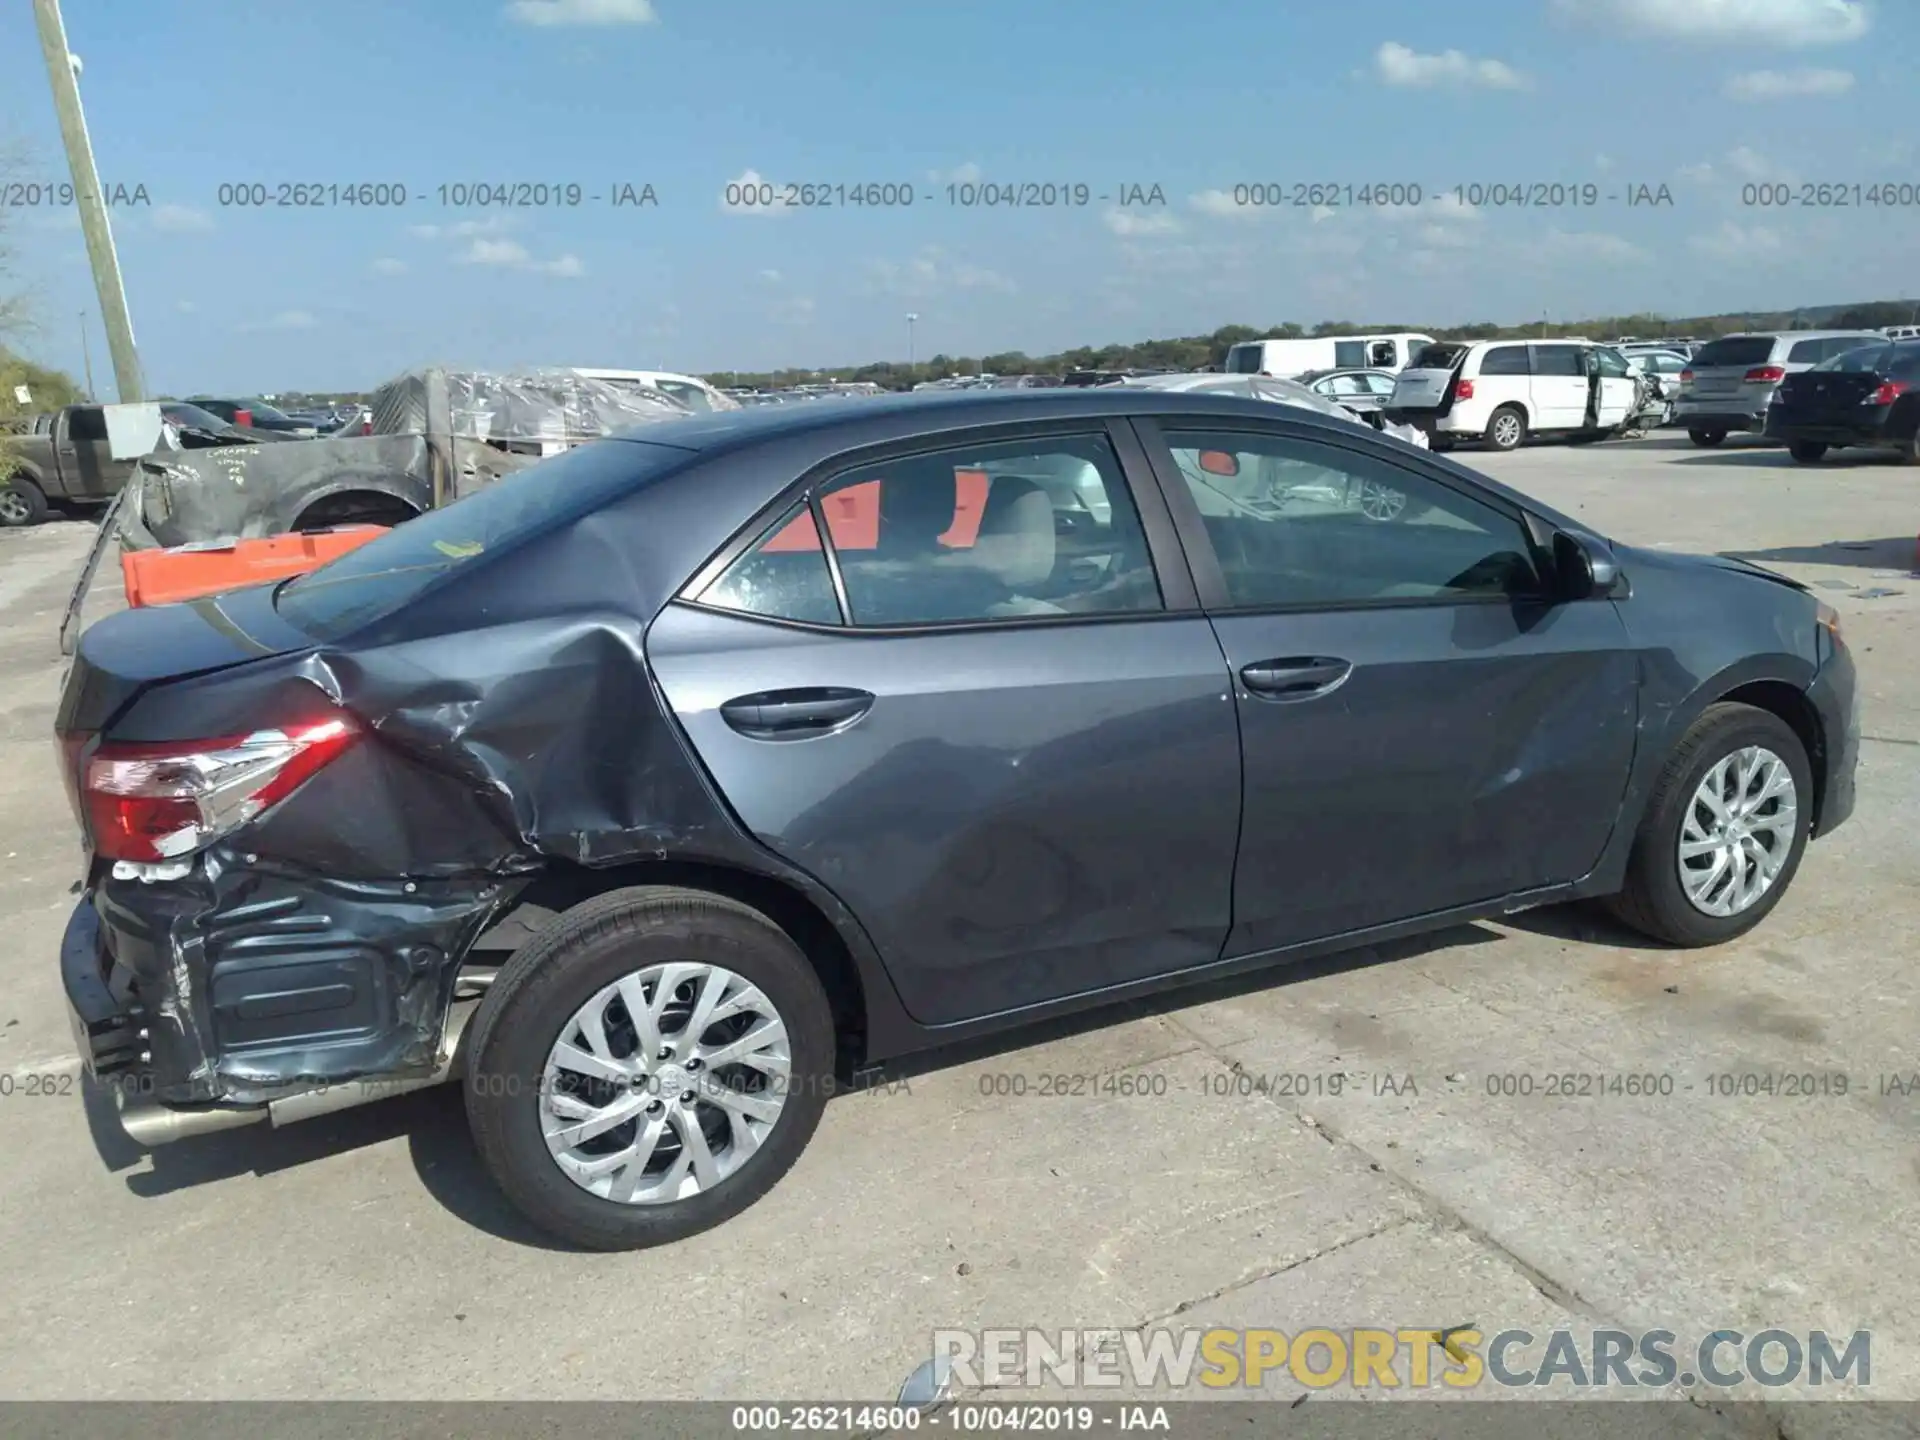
0,434,1916,1433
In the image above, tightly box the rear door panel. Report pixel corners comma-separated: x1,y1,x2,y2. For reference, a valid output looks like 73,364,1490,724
647,604,1242,1025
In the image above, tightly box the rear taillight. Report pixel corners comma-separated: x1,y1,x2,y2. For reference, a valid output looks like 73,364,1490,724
1455,379,1475,400
234,409,253,427
81,716,359,863
359,417,371,435
1679,369,1694,385
1870,381,1908,405
1744,366,1786,383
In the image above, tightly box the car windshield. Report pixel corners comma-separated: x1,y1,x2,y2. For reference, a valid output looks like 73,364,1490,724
1690,337,1776,368
274,438,693,640
1812,344,1894,373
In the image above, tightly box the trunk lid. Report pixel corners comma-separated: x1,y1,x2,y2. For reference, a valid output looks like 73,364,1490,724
57,582,314,737
1775,368,1886,419
1389,367,1458,412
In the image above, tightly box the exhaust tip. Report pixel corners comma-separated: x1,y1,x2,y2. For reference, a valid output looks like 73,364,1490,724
118,1095,269,1147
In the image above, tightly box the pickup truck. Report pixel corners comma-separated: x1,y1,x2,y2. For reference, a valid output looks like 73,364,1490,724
1,403,273,527
0,405,134,527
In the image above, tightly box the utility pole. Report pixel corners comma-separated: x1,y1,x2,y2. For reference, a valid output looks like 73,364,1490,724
906,313,919,373
78,311,94,399
33,0,143,402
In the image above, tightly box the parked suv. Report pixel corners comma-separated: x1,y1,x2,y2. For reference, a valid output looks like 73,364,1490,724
1672,332,1883,447
1387,340,1639,451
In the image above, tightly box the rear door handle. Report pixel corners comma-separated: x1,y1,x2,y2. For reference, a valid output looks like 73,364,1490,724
720,686,874,739
1240,657,1352,701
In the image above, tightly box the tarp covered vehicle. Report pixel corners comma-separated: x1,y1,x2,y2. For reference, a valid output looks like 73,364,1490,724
114,367,687,551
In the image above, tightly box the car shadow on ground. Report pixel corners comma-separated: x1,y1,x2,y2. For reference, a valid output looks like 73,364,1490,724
1728,537,1916,571
78,905,1650,1249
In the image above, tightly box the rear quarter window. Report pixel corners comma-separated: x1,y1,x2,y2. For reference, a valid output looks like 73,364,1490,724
273,437,692,640
1477,346,1531,376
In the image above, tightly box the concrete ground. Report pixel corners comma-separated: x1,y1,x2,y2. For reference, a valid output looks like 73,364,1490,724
1,433,1917,1432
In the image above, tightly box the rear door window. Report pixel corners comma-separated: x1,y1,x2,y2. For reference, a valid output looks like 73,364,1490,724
65,407,108,441
1787,338,1828,364
1531,345,1583,377
1477,345,1531,377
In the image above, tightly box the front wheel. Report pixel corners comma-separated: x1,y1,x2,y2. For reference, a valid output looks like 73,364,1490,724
465,886,837,1250
1484,405,1527,452
1789,441,1828,463
1688,428,1727,448
1607,703,1812,946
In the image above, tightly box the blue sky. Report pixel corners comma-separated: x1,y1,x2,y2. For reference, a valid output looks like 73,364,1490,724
2,0,1915,395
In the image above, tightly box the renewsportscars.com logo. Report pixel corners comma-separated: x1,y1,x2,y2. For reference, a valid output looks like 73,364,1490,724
929,1326,1871,1391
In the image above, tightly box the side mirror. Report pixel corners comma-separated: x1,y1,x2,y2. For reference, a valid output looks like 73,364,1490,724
1554,530,1620,600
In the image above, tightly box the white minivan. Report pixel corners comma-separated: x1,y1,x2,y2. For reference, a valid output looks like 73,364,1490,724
1386,339,1639,450
1223,333,1435,379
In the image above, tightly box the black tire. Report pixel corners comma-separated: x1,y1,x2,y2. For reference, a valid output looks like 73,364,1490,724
0,474,49,528
1898,432,1920,466
1788,441,1828,463
465,885,837,1250
1688,428,1727,448
1606,703,1813,947
1484,405,1527,452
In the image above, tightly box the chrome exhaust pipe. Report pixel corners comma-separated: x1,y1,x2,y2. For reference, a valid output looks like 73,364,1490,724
117,999,476,1146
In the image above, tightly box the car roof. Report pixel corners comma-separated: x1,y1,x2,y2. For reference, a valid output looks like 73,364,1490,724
1708,330,1884,342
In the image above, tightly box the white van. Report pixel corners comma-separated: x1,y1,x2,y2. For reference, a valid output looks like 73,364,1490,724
1387,338,1639,450
1223,333,1435,379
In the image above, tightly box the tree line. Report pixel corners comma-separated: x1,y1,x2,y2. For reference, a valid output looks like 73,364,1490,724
707,300,1920,391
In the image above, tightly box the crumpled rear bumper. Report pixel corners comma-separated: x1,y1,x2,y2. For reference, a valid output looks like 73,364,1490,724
61,862,508,1110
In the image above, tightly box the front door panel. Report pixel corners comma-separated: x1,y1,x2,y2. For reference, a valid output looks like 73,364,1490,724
1213,600,1638,956
646,602,1243,1026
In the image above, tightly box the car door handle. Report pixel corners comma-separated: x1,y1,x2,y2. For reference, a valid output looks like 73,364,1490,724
1240,657,1352,700
719,686,874,739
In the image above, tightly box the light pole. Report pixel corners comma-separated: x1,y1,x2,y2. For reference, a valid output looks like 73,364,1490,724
33,0,142,401
78,310,95,398
906,313,918,373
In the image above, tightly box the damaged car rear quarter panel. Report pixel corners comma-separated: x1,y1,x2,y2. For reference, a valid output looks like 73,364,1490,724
88,435,912,1104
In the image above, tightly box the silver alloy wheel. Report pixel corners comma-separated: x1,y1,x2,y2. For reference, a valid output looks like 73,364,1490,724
539,962,791,1205
1677,746,1798,917
1352,477,1408,522
0,489,30,524
1491,412,1523,448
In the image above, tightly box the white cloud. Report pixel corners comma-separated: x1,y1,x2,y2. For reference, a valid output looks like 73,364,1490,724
1550,0,1868,47
371,257,407,275
1726,145,1789,180
1309,204,1339,222
504,0,656,26
1724,66,1853,98
1189,189,1248,218
867,246,1014,298
1677,160,1716,183
1102,207,1181,237
534,253,585,277
406,223,441,240
407,217,510,241
238,309,316,333
721,168,783,216
1425,191,1481,220
1539,229,1650,264
175,300,196,314
760,268,782,282
1595,153,1616,172
151,204,212,233
1418,223,1476,249
460,237,532,266
928,162,983,186
1374,41,1531,90
1689,221,1788,260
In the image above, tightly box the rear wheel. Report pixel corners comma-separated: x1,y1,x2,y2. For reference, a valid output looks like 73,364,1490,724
1688,428,1727,448
466,886,837,1250
1788,441,1828,463
1899,432,1920,466
1607,703,1811,947
0,475,48,528
1484,405,1527,452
